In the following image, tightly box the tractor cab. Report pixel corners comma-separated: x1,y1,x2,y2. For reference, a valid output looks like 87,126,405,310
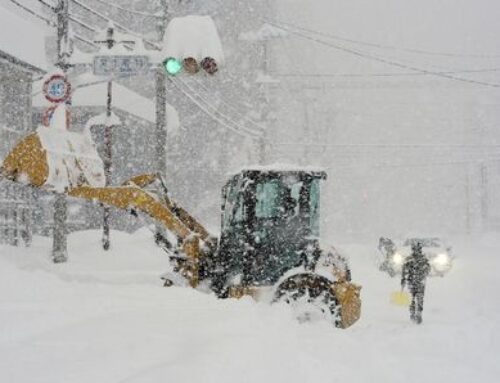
217,167,326,286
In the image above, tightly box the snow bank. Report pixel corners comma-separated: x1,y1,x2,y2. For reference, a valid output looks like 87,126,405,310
37,107,105,191
0,230,499,382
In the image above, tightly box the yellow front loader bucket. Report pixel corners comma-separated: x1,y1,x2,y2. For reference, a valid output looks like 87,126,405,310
390,291,410,307
1,127,105,191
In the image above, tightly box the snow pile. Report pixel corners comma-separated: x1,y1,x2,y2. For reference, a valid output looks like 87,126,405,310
239,23,288,41
1,230,499,382
37,106,105,191
163,15,225,65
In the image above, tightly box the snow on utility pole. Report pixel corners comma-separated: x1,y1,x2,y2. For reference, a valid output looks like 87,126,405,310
52,0,71,263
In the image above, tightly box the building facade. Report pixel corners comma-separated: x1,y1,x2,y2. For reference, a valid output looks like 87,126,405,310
0,49,45,246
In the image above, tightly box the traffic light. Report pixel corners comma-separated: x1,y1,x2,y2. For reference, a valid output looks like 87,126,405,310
183,57,199,74
163,57,183,76
163,56,218,76
200,57,217,75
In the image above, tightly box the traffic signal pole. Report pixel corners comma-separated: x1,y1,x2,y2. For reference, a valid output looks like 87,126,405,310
153,1,168,244
156,0,168,180
155,68,167,179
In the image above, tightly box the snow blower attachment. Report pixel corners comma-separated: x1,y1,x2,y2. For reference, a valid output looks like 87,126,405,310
1,132,361,328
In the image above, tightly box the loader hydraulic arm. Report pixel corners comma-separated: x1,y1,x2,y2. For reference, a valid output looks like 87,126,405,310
1,132,210,287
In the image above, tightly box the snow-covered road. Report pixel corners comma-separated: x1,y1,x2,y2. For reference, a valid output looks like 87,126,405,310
1,230,499,383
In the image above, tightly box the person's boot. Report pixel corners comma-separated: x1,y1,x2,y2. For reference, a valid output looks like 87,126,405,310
415,313,422,324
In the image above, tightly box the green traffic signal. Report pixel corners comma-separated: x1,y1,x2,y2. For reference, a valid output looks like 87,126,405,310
163,57,183,76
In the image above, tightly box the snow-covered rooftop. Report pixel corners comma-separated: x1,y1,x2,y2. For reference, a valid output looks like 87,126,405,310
0,5,49,71
33,80,180,132
163,15,224,65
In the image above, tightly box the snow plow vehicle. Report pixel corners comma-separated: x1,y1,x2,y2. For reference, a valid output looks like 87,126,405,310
1,125,361,328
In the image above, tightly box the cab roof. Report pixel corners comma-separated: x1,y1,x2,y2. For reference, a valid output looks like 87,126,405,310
230,164,327,180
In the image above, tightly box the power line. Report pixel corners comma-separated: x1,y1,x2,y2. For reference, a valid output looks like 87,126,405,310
331,157,500,172
174,77,263,138
188,77,266,133
270,142,500,148
35,0,55,11
37,0,94,35
8,0,55,26
169,78,261,139
69,13,97,33
72,34,98,48
268,18,500,59
272,67,500,79
7,0,97,48
264,19,500,88
176,77,264,137
170,79,258,139
91,0,161,18
69,0,161,50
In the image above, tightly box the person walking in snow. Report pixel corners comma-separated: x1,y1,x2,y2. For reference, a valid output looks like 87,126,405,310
401,241,431,324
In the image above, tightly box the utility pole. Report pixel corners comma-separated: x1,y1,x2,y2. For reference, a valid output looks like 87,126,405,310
100,24,116,251
52,0,71,263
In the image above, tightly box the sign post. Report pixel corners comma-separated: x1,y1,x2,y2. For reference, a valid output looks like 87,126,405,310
92,24,151,251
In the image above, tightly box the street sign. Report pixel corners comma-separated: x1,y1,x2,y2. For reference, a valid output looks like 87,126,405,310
43,74,71,103
93,55,150,76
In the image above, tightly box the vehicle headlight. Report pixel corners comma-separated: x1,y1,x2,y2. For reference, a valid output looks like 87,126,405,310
392,252,404,265
434,253,450,267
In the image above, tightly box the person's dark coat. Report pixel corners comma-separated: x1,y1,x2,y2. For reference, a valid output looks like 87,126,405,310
401,244,431,324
